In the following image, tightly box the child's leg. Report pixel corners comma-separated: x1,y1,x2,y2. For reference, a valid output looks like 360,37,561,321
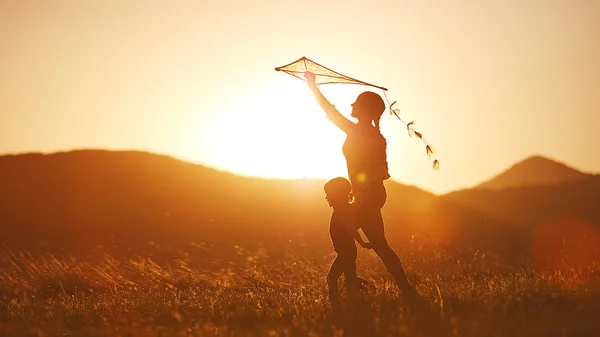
341,248,360,298
327,256,344,302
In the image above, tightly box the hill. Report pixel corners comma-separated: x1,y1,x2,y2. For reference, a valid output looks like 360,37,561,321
443,173,600,270
0,150,334,250
445,174,600,225
1,150,598,263
0,151,416,243
475,155,590,190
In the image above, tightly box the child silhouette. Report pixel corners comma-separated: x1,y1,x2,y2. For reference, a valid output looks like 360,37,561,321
324,177,372,309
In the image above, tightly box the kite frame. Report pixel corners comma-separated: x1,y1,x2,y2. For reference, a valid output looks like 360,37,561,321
275,56,388,91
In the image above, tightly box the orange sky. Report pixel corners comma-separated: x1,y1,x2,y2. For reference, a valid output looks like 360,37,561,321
1,0,598,194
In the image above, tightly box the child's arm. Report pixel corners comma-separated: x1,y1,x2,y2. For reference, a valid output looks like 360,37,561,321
343,221,372,249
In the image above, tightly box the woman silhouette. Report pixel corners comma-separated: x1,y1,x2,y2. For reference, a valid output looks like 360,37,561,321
304,71,417,298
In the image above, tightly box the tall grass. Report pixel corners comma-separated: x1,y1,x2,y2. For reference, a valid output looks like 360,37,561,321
1,242,599,337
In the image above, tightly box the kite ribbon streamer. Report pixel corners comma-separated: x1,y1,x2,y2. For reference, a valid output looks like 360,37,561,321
386,97,440,170
275,56,440,170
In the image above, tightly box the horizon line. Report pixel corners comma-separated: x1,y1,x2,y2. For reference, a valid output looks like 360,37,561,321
1,147,596,196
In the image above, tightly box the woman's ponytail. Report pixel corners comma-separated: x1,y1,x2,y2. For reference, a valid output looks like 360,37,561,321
373,117,381,132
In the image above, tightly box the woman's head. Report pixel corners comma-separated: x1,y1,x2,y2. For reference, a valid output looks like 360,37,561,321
351,91,386,127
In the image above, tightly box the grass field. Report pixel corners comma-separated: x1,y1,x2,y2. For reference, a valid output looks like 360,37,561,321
1,242,599,337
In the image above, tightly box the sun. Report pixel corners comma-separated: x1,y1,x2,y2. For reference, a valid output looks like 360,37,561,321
203,80,362,180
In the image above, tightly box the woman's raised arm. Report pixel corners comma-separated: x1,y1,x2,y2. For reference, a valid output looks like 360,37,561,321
304,72,354,134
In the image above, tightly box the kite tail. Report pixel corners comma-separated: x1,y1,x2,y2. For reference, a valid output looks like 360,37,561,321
382,91,440,171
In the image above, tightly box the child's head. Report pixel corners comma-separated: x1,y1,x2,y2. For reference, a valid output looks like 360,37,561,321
324,177,352,207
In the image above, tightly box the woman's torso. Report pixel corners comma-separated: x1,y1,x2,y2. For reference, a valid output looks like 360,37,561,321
342,124,390,187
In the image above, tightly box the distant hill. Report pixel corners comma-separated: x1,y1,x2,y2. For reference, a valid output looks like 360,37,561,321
0,150,336,249
0,150,452,250
445,155,599,228
444,174,600,226
0,150,598,262
475,155,590,190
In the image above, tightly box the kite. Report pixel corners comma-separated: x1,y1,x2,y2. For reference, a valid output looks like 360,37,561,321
275,56,388,91
275,56,440,170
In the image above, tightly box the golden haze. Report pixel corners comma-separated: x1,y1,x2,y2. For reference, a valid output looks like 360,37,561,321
1,0,598,194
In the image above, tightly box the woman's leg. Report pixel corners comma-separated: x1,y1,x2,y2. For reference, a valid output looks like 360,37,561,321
354,184,414,293
359,208,413,291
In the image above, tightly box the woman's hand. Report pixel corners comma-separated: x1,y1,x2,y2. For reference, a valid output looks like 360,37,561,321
304,71,316,85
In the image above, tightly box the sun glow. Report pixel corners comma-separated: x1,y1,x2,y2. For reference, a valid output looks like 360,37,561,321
202,80,364,180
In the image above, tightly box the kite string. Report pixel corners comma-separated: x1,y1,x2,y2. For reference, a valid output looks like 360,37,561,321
382,91,440,170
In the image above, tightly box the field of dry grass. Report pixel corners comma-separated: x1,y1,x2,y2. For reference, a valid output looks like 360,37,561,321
1,241,599,337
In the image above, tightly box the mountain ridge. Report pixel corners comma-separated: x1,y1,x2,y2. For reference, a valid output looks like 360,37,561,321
0,149,598,259
0,149,509,252
2,149,594,195
474,154,591,191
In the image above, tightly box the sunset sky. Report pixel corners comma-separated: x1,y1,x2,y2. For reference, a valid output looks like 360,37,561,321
1,0,598,194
